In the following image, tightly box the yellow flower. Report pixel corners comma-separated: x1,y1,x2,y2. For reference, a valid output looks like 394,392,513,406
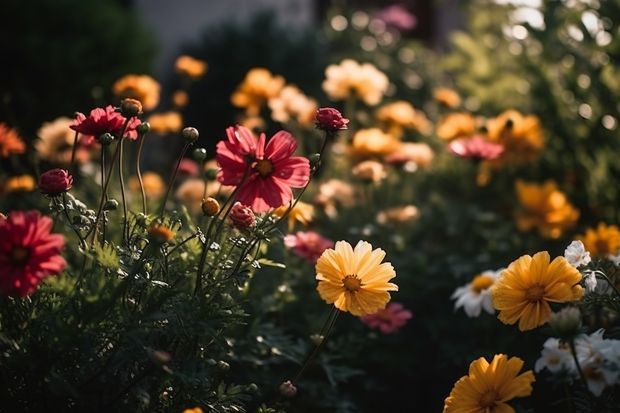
268,84,318,126
577,222,620,257
174,55,208,79
112,74,160,111
443,354,535,413
485,109,544,165
515,180,579,239
322,59,389,106
2,175,36,193
491,251,584,331
433,87,461,108
352,160,387,183
231,68,285,116
272,200,314,231
147,111,184,134
375,100,431,137
350,128,401,159
316,240,398,316
375,205,419,225
436,112,478,141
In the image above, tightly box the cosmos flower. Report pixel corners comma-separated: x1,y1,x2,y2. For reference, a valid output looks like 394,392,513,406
71,105,141,142
360,302,412,333
322,59,389,106
451,269,503,318
577,222,620,258
448,135,505,161
231,68,285,116
112,74,160,111
284,230,334,264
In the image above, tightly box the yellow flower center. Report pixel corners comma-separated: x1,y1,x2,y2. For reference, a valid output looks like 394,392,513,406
525,283,545,302
255,159,274,177
10,246,30,264
342,275,362,292
470,274,495,293
479,390,499,408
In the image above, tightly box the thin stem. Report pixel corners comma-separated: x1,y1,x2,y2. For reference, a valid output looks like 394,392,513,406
135,132,148,215
118,137,129,244
69,130,80,176
159,141,192,218
597,271,620,298
568,338,594,405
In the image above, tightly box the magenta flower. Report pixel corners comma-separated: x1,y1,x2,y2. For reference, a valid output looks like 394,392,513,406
216,125,310,212
360,302,412,334
447,135,505,161
315,107,349,132
38,168,73,196
375,4,417,31
0,210,66,297
283,230,335,263
71,105,141,143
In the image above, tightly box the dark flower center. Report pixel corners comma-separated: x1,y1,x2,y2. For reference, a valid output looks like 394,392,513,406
342,275,361,292
525,283,545,302
479,390,499,408
10,246,30,265
255,159,274,177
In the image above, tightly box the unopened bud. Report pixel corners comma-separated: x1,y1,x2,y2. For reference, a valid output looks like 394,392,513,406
279,380,297,398
201,197,220,216
120,98,143,117
182,127,200,142
192,147,207,163
102,199,119,210
549,306,582,339
137,122,151,135
99,133,115,145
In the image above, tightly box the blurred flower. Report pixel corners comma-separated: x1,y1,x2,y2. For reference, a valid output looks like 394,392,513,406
273,200,314,231
3,175,36,193
0,123,26,158
514,180,579,239
172,90,190,108
351,128,400,159
216,126,310,212
374,4,417,31
284,230,334,264
315,240,398,316
177,158,201,178
0,210,66,297
175,55,208,79
485,110,544,165
314,178,356,218
360,302,412,333
451,269,502,318
376,205,419,225
447,135,504,161
71,105,141,142
268,85,318,126
577,222,620,258
279,380,297,398
384,142,434,167
535,337,575,374
564,240,591,268
229,202,256,230
322,59,389,106
182,408,203,413
36,117,91,165
375,100,431,137
175,178,216,214
433,87,461,108
443,354,534,413
314,107,349,132
128,171,165,199
491,251,584,331
120,98,143,117
575,329,620,396
147,111,183,134
231,68,285,116
436,112,478,141
38,168,73,196
352,160,387,183
112,74,160,111
148,222,175,244
549,306,582,339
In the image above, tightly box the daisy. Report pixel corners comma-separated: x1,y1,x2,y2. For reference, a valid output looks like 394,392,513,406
564,240,591,268
315,240,398,316
491,251,584,331
451,269,503,317
216,125,310,212
443,354,535,413
534,337,575,374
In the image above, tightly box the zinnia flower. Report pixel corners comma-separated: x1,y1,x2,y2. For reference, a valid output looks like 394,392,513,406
448,135,505,161
71,105,141,142
451,269,502,318
0,123,26,158
284,230,334,264
38,168,73,196
216,126,310,212
360,302,412,333
491,251,584,331
577,222,620,258
315,240,398,316
0,210,66,297
443,354,535,413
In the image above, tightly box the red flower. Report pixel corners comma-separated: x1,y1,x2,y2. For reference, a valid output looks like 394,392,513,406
216,126,310,212
360,302,412,334
0,210,66,297
71,105,141,143
229,202,256,229
315,107,349,132
447,135,504,161
283,230,334,263
38,168,73,196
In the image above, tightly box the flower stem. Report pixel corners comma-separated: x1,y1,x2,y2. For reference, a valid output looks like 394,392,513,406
135,132,148,215
159,141,192,218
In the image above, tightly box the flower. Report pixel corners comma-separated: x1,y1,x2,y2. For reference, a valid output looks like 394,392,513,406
360,302,412,333
216,126,310,212
564,240,591,268
229,202,256,230
148,222,175,244
284,231,334,264
38,168,73,196
577,222,620,258
231,68,285,116
575,329,620,396
2,175,36,193
314,178,357,218
71,105,141,142
374,4,417,31
112,74,160,111
443,354,535,413
182,408,204,413
147,111,183,134
350,128,400,159
315,240,398,316
491,251,584,331
314,107,349,132
384,142,434,168
175,55,208,79
272,200,314,231
0,123,26,158
36,117,91,165
485,109,544,165
128,171,165,199
535,337,575,374
375,205,419,225
268,85,318,126
172,90,190,108
0,210,66,297
436,112,478,141
514,180,580,239
352,160,387,183
375,100,431,136
433,88,461,108
451,269,502,318
448,135,505,161
322,59,389,106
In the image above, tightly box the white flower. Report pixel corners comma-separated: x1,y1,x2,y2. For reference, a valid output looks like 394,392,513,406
564,240,591,268
575,329,620,396
583,270,598,292
451,269,503,317
534,337,575,374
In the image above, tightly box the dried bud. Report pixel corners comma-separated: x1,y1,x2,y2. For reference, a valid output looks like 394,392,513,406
549,306,583,339
229,202,256,230
315,107,349,132
39,168,73,196
182,127,200,141
201,197,220,216
278,380,297,398
120,98,143,117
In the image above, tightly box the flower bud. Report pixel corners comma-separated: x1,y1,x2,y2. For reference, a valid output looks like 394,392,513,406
192,147,207,163
148,222,175,244
137,121,151,135
182,127,200,142
315,107,349,132
98,133,115,145
204,168,218,180
229,202,256,230
39,168,73,196
103,199,119,210
549,306,582,339
278,380,297,398
308,153,321,170
201,197,220,216
216,360,230,371
120,98,143,117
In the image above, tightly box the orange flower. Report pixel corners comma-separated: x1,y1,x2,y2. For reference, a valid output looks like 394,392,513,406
268,85,318,126
112,74,160,111
350,128,401,159
577,223,620,257
172,90,189,108
174,55,208,79
485,110,544,165
147,112,183,134
322,59,389,106
272,200,314,231
2,175,36,193
352,160,387,183
0,123,26,158
375,100,431,137
436,112,478,141
231,68,285,116
433,87,461,108
128,172,165,199
515,180,579,239
36,117,91,165
384,141,434,168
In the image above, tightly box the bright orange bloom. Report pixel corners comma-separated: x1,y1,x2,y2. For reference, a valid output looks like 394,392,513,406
436,112,478,141
350,128,401,159
175,55,208,79
112,74,160,111
0,123,26,158
433,87,461,108
231,68,285,116
485,110,544,165
2,175,36,193
147,111,183,134
375,100,431,137
577,222,620,257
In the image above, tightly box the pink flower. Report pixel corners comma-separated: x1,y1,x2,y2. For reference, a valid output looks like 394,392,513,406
216,125,310,212
375,4,417,31
360,302,412,334
229,202,256,230
71,105,141,143
0,210,66,297
177,158,201,177
315,107,349,132
283,230,334,263
38,168,73,196
447,135,504,160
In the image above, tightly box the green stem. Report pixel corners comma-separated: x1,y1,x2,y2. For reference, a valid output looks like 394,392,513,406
159,141,192,218
135,132,148,215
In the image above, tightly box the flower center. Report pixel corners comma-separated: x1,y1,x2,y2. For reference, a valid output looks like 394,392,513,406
594,238,611,255
525,283,545,302
470,274,495,293
342,275,361,292
10,246,30,265
479,390,499,408
255,159,274,177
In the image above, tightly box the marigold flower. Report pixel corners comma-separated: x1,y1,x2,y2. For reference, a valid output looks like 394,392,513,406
0,210,66,297
147,111,183,134
491,251,584,331
38,168,73,196
175,55,208,79
448,135,505,161
231,68,285,116
314,107,349,132
316,240,398,316
112,74,160,111
3,175,36,193
451,269,502,318
36,117,91,165
436,112,478,141
216,126,310,212
443,354,535,413
360,302,412,333
284,230,334,264
229,202,256,230
433,87,461,108
71,105,141,142
577,222,620,258
322,59,389,106
485,110,544,165
0,123,26,158
268,85,318,126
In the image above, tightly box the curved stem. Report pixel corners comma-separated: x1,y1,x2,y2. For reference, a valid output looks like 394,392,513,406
135,132,148,215
159,141,192,218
